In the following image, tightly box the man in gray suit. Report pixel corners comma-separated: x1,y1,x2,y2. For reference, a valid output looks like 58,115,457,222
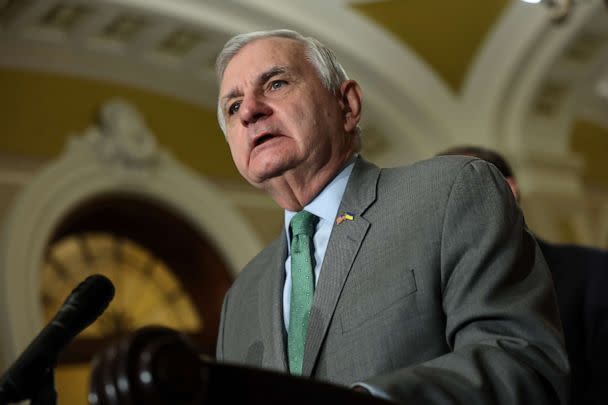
214,29,569,403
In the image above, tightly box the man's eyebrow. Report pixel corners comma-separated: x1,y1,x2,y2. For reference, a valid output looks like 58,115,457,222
221,88,242,105
260,66,288,84
221,66,289,105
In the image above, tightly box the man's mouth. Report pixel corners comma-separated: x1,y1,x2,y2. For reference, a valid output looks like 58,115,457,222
253,133,276,147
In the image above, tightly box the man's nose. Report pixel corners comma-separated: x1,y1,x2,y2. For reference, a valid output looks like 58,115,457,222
239,94,272,126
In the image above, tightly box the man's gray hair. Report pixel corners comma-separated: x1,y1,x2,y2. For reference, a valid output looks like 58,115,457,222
215,29,351,134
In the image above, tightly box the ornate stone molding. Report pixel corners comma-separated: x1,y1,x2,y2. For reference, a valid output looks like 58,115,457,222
76,99,160,170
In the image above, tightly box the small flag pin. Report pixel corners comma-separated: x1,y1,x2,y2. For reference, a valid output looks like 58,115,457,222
336,212,354,225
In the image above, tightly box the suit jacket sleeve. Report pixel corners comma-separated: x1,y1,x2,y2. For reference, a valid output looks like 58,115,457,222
362,160,570,404
216,286,230,361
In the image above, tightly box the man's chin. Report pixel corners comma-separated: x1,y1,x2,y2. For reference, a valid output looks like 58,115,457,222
246,162,293,186
246,172,281,189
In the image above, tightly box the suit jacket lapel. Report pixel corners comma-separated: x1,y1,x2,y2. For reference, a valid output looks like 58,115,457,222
302,157,380,376
258,235,289,372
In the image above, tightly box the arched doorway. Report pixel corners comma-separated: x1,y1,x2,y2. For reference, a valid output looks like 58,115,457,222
41,194,233,402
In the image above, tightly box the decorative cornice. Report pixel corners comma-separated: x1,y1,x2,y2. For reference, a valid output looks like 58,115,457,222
70,99,160,171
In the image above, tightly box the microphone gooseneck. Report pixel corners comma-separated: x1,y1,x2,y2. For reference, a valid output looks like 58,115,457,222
0,274,115,402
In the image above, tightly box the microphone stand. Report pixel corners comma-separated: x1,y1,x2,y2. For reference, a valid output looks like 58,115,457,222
30,367,57,405
0,274,114,404
0,362,57,405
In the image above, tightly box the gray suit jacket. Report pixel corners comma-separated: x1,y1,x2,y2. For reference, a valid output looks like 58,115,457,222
217,156,569,404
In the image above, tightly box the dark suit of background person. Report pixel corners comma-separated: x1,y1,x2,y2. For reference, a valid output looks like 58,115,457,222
538,240,608,405
439,145,608,405
215,29,569,404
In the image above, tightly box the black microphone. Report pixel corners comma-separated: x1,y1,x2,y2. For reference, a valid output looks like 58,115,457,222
0,274,115,402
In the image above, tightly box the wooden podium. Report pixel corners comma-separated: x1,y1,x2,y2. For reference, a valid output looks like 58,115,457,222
88,326,393,404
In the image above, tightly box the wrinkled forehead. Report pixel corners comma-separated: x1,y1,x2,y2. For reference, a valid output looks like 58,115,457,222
220,37,308,89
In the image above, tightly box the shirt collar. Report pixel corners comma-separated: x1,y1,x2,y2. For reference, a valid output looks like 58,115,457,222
284,155,357,239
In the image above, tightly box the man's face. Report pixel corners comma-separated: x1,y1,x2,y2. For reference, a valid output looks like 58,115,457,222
219,37,351,189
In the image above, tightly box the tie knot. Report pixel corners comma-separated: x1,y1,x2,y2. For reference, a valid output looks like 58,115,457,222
290,211,318,237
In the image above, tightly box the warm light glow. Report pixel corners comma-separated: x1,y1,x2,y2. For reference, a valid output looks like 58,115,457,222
41,233,203,335
521,0,543,3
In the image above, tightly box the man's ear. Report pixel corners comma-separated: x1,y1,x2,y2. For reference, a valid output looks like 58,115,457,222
506,177,520,203
338,80,362,133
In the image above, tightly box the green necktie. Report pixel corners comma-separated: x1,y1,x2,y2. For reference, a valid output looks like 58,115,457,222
288,210,318,375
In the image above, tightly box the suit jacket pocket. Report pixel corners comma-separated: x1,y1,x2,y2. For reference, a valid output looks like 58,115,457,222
340,268,418,333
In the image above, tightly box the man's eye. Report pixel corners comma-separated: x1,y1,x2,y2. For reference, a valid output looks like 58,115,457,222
228,101,241,115
270,80,286,90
